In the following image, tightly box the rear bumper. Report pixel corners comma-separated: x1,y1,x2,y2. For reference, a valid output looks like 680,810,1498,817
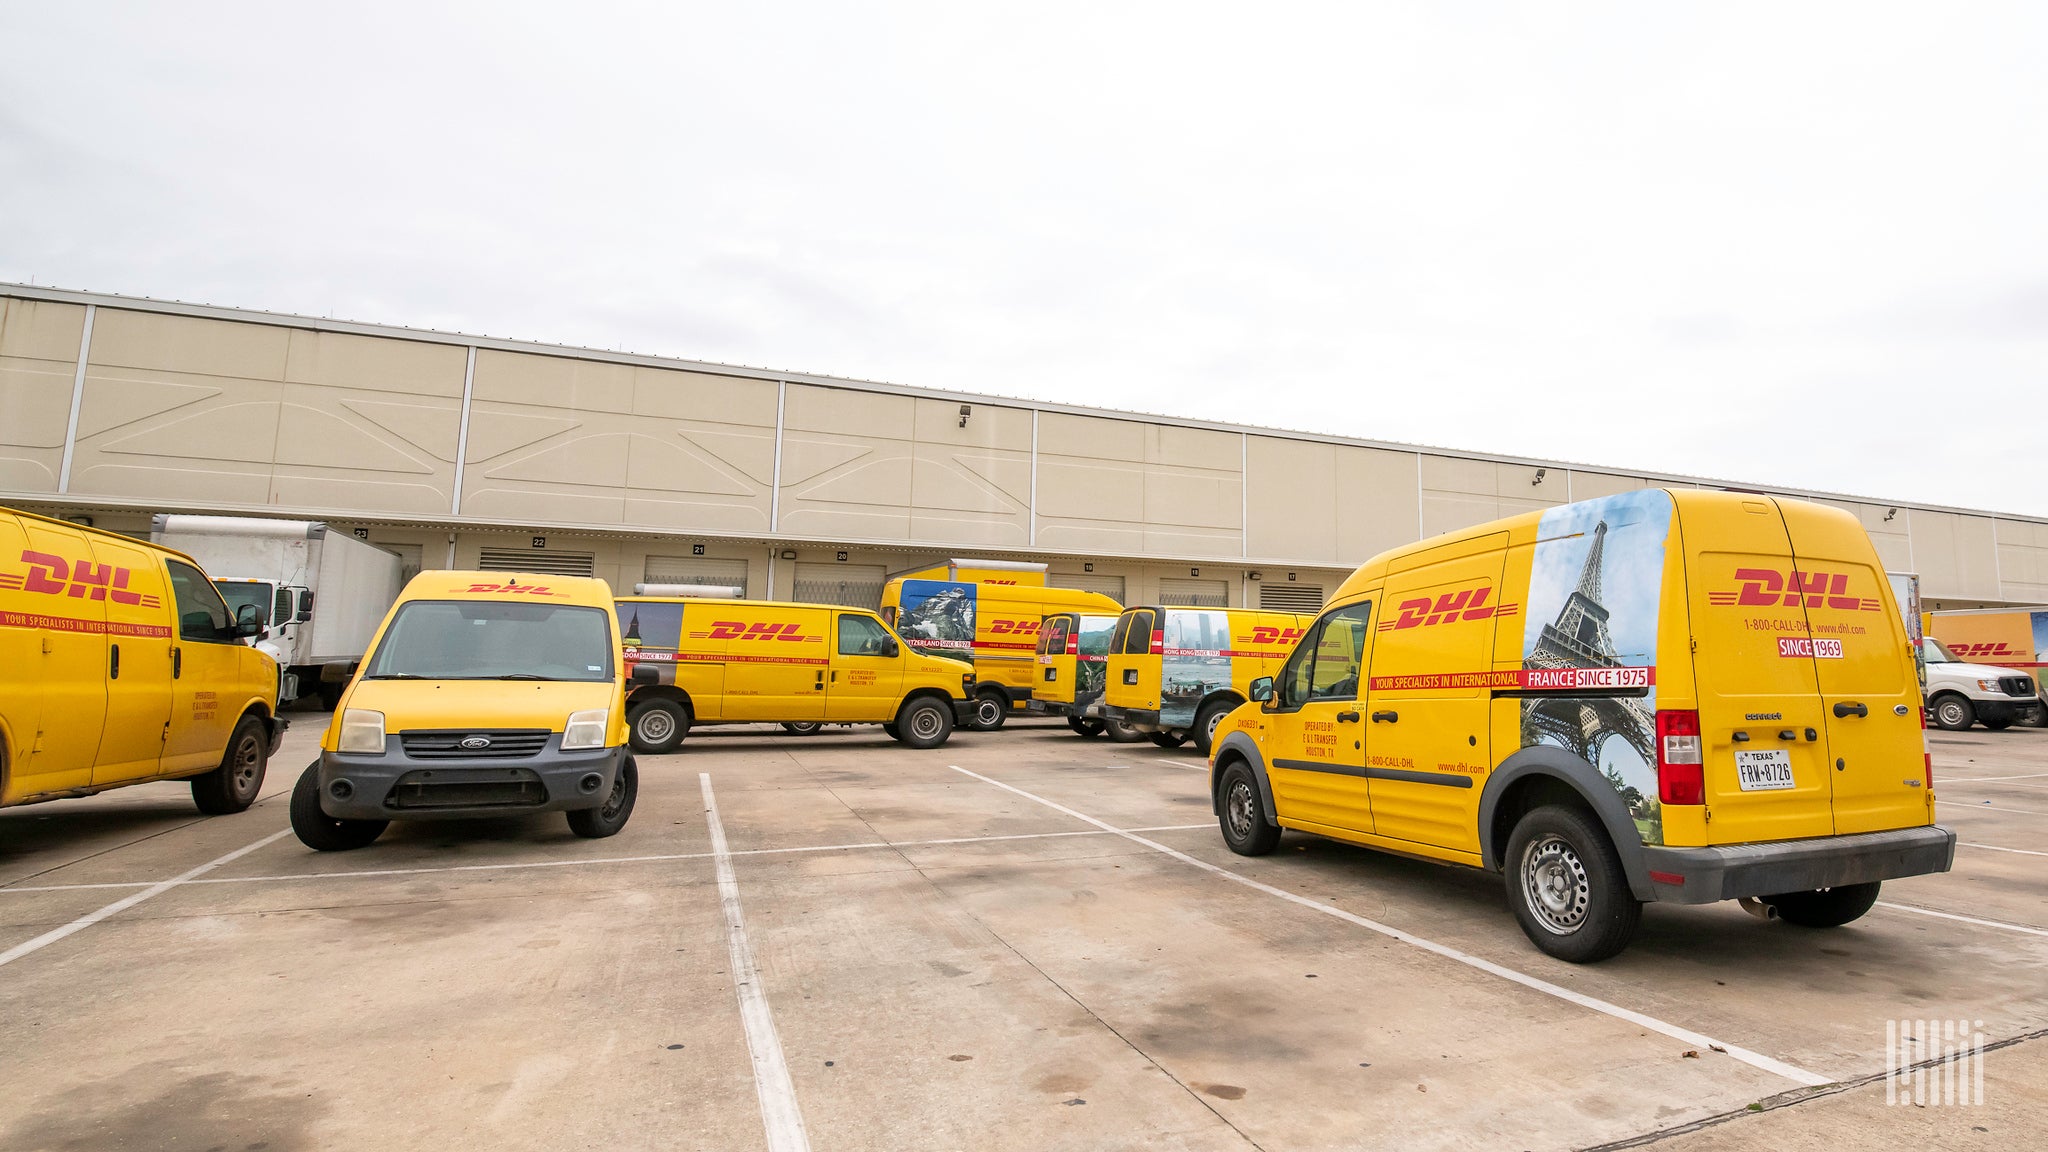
1101,705,1162,730
1643,825,1955,904
318,736,625,821
1025,698,1063,716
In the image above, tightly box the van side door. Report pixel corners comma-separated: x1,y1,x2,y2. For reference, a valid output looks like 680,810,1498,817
1264,602,1375,834
160,559,246,775
718,607,829,721
2,517,102,798
90,541,177,784
826,613,904,721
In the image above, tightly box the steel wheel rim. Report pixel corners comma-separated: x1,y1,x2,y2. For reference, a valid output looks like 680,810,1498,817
231,734,263,797
976,698,1003,726
911,708,943,739
1225,779,1257,841
1520,833,1591,935
1937,701,1966,726
789,722,820,734
1203,710,1224,743
599,770,628,821
638,709,675,742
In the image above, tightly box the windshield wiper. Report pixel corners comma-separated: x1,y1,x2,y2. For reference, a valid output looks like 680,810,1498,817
364,673,425,680
490,673,556,681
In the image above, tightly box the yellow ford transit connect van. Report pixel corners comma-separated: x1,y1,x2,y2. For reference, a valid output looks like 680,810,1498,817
1211,489,1954,961
1101,606,1314,754
2,505,283,815
292,572,642,850
617,596,976,752
883,573,1122,730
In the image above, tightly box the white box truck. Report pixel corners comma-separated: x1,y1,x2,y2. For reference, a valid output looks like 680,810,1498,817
151,514,404,707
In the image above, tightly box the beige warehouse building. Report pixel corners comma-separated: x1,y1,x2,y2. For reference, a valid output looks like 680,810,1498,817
2,284,2044,613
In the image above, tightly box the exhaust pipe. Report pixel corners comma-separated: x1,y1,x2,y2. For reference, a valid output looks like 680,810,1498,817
1739,896,1779,921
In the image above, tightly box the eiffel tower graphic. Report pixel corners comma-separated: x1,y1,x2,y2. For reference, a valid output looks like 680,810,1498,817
1522,521,1657,767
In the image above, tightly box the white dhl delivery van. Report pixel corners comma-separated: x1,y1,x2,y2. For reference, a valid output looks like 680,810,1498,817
1210,489,1954,962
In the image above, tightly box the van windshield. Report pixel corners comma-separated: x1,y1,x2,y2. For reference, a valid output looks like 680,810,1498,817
215,580,274,625
363,601,615,682
1922,637,1959,664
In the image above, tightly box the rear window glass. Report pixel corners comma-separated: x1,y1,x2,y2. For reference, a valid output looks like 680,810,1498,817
365,600,614,682
1122,610,1156,655
619,601,683,650
1039,616,1071,656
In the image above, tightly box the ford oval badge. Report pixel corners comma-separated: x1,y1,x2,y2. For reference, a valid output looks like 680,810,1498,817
460,736,491,750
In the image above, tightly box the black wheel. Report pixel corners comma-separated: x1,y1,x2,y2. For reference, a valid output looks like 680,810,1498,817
1930,694,1975,731
192,715,269,815
882,722,901,740
781,721,824,736
1504,804,1641,963
316,682,345,711
1764,882,1881,928
289,761,386,851
1217,761,1280,856
1067,716,1105,738
1981,716,2013,731
893,697,954,749
1151,731,1188,749
628,698,689,753
567,758,638,838
1192,701,1233,757
970,691,1009,731
1104,720,1146,743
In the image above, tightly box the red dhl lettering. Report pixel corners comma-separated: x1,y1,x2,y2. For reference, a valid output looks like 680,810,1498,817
987,619,1042,635
702,620,818,642
9,550,161,608
1247,626,1307,646
460,582,565,597
1379,587,1514,632
1706,569,1882,612
1948,641,2018,658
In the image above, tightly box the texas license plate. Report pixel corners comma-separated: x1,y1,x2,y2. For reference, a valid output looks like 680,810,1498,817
1735,748,1795,791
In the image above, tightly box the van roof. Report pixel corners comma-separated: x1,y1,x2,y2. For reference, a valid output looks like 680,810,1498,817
399,570,616,607
616,595,883,616
4,504,209,571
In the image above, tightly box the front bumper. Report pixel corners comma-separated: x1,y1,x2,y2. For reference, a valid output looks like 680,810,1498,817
1974,698,2045,725
318,734,626,821
268,717,290,756
1643,825,1955,904
950,698,978,725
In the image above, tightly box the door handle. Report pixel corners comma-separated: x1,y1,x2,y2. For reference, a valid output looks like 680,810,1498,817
173,647,182,679
1777,730,1798,741
1336,710,1360,723
1732,731,1750,743
831,670,838,683
1371,710,1398,724
110,643,120,680
1833,701,1867,719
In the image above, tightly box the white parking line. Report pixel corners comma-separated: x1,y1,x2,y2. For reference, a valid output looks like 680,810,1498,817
1960,842,2048,858
1938,778,2048,791
701,773,810,1152
1876,902,2048,939
0,825,1215,896
1938,772,2048,783
0,828,293,969
1953,803,2048,817
950,765,1831,1088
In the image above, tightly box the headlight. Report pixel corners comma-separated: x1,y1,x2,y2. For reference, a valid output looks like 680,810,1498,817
1977,678,2002,692
338,709,386,753
562,708,610,750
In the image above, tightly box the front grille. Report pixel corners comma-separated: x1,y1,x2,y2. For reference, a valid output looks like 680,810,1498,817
1999,677,2038,698
399,729,550,759
386,768,548,810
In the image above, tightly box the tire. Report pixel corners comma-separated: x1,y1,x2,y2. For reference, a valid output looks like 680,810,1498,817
1217,761,1280,856
1981,716,2013,731
1104,720,1146,743
1151,731,1188,749
893,697,954,749
289,761,387,851
628,698,689,754
1764,882,1881,928
882,722,901,740
1930,694,1975,731
1067,716,1105,738
1504,804,1642,963
192,714,270,815
969,691,1009,732
567,758,638,838
1192,701,1233,757
781,721,823,736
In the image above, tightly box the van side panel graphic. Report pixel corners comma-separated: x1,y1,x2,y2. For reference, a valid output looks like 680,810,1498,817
1518,489,1674,846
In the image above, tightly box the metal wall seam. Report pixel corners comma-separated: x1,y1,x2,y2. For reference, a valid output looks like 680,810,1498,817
449,346,478,515
1029,409,1040,547
770,381,787,532
1240,431,1249,558
56,304,95,493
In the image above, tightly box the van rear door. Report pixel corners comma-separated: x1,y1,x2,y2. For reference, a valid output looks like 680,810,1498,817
1035,613,1079,705
1681,499,1835,843
1778,501,1929,835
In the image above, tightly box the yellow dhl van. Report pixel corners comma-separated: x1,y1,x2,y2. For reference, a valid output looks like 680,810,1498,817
2,506,283,815
616,596,977,752
1100,606,1314,754
882,563,1123,730
294,572,645,850
1210,489,1954,962
1029,611,1142,739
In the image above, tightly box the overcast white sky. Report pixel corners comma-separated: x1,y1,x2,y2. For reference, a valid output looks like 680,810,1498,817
4,3,2043,516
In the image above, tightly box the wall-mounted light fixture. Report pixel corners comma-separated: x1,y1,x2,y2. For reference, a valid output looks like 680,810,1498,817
1884,507,1898,522
958,404,972,428
1532,468,1547,486
1248,571,1262,582
779,550,798,560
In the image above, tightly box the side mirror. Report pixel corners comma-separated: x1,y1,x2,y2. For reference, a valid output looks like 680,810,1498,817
882,639,900,659
231,603,265,639
631,663,660,686
1249,677,1275,706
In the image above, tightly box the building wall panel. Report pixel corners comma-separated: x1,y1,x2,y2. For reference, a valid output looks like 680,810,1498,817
1036,413,1241,558
0,299,86,493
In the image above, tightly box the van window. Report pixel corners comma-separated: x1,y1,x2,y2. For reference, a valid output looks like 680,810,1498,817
618,602,683,650
214,580,272,626
1078,617,1115,658
1276,603,1371,708
1039,616,1072,657
363,601,615,682
168,561,237,643
1110,613,1134,654
838,614,895,656
1122,610,1156,655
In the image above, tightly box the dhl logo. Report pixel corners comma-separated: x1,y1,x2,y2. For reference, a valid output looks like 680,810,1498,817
2,550,163,608
691,620,823,643
1948,641,2019,658
460,582,564,597
1378,587,1517,632
1247,626,1308,646
987,619,1042,635
1707,569,1881,612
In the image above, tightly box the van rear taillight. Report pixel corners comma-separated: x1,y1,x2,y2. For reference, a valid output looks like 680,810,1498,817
1066,635,1078,656
1656,709,1704,805
1920,704,1933,789
1150,630,1165,655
